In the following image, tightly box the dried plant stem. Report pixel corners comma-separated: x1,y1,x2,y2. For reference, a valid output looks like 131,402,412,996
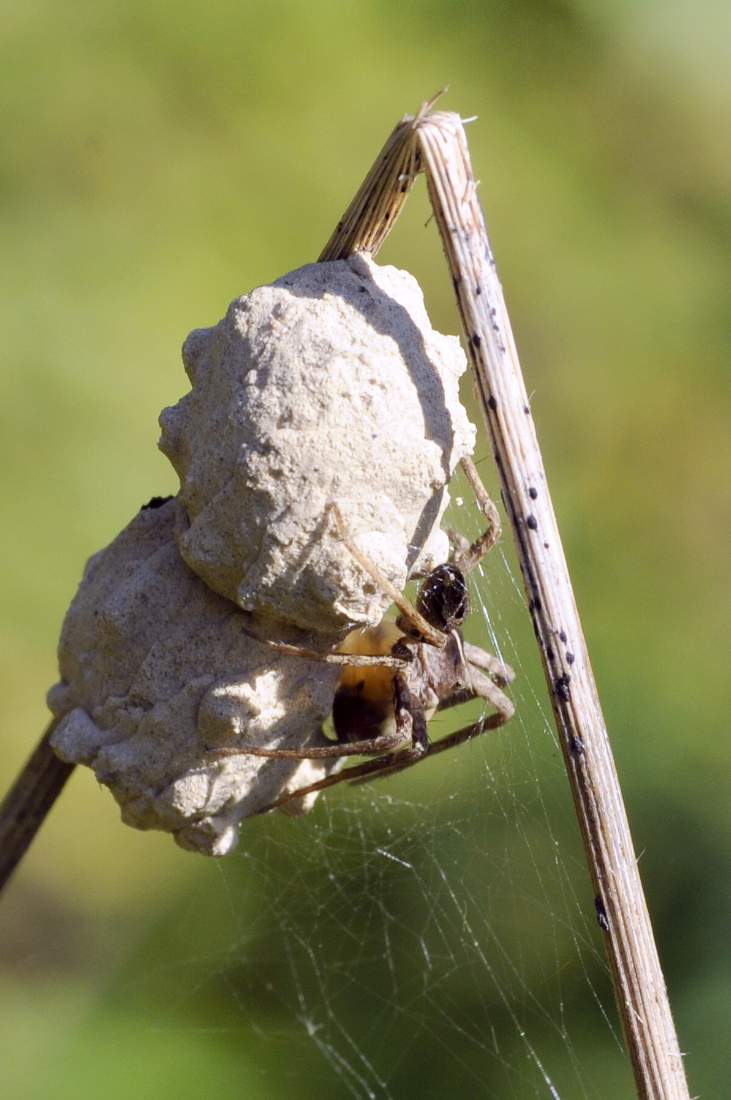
323,106,689,1100
319,106,427,261
0,721,73,890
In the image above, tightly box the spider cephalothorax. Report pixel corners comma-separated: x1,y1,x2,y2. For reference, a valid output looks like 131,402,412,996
210,456,515,812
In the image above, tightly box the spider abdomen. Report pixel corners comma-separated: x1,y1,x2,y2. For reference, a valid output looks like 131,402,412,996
332,621,401,744
332,687,394,745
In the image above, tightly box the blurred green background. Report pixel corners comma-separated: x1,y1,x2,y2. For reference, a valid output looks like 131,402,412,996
1,2,728,1097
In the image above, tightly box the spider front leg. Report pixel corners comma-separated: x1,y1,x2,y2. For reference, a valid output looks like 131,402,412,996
207,702,411,764
206,660,422,765
462,641,514,688
239,622,411,669
327,503,448,649
460,664,514,725
451,455,502,576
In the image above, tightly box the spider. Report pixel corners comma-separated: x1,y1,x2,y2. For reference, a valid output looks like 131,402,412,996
210,456,514,811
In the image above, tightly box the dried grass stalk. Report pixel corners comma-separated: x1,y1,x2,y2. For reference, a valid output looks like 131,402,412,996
0,721,71,888
322,104,689,1100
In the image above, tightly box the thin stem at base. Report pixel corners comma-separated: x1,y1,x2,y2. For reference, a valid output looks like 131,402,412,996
0,723,74,891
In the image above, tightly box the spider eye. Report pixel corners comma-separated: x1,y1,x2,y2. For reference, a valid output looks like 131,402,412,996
416,563,469,631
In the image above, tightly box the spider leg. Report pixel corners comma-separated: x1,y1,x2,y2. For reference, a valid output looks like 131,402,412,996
462,641,514,686
259,744,427,812
207,722,411,762
398,708,509,767
461,666,515,723
209,668,422,764
349,708,511,788
239,624,411,669
261,641,410,669
327,503,447,649
453,455,502,575
443,527,471,563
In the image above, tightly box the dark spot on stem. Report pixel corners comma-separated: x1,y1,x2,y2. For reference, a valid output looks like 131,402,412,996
526,514,538,530
595,896,610,932
555,673,571,702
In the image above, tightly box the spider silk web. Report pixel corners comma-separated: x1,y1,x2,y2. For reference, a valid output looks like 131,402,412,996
141,462,631,1099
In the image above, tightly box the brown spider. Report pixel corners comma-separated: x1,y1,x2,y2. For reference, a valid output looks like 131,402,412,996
211,456,514,811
